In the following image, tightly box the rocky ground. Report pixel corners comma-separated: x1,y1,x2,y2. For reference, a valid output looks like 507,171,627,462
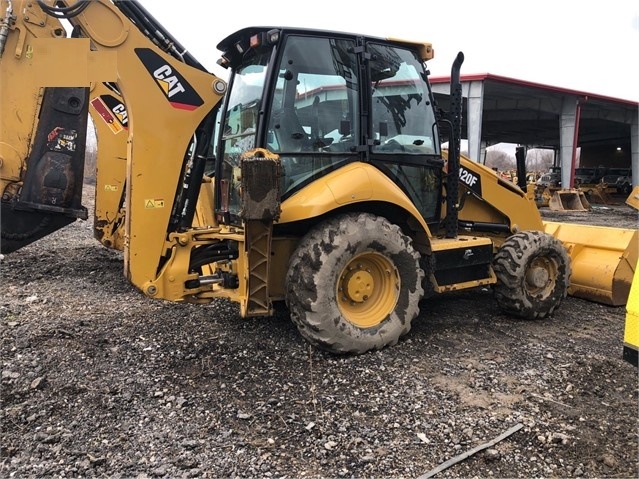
1,185,638,479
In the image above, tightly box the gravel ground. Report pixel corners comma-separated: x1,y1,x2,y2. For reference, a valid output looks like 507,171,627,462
1,185,638,478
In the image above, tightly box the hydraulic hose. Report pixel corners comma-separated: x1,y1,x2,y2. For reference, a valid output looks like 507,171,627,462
36,0,90,18
0,0,13,58
112,0,206,71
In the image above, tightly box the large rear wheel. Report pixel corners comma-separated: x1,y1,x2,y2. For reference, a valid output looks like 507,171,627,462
285,213,424,354
493,230,571,319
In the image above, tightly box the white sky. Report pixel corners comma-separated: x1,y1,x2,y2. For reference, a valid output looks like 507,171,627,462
139,0,639,103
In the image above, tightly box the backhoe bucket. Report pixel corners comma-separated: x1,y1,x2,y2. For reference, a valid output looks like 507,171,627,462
544,221,638,306
548,189,591,211
534,186,553,207
581,184,613,205
626,185,639,211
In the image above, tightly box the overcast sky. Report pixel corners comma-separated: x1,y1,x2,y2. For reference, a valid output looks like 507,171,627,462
139,0,639,103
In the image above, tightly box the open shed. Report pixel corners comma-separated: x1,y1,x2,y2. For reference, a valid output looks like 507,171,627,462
430,73,638,190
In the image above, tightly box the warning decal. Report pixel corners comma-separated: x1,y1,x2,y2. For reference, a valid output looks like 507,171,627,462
90,96,127,135
145,199,165,209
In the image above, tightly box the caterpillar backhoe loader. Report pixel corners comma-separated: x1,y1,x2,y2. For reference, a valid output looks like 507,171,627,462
2,0,636,354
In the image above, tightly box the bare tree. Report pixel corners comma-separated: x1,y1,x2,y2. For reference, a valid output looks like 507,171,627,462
84,120,97,184
485,149,515,171
526,148,554,173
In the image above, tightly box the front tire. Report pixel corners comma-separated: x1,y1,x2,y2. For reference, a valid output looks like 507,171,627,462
285,213,424,354
493,231,571,319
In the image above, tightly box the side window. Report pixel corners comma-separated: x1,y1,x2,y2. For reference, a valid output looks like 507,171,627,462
266,36,359,154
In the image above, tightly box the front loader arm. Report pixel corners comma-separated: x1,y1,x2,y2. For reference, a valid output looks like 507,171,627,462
0,0,227,300
452,153,546,238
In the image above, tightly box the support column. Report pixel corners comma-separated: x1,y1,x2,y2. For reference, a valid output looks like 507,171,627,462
632,111,638,189
465,80,484,162
559,97,578,189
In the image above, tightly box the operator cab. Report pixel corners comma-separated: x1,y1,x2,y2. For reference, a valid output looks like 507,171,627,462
215,27,444,229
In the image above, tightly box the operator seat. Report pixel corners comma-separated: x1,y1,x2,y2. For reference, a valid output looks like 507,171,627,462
270,107,310,152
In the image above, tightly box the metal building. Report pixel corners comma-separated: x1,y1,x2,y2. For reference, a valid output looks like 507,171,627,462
430,74,638,190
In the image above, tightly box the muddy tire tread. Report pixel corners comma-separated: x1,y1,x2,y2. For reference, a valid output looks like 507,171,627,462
493,230,571,319
286,213,424,354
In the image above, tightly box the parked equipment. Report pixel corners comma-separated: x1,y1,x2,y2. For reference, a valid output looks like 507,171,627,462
626,186,639,211
548,189,591,211
623,259,639,366
1,0,637,354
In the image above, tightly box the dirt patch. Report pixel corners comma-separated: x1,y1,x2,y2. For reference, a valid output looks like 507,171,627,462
1,185,637,478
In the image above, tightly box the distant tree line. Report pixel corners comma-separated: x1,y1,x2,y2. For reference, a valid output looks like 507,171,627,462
483,148,558,174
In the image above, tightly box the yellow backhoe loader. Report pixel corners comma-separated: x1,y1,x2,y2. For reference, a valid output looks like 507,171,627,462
1,0,637,354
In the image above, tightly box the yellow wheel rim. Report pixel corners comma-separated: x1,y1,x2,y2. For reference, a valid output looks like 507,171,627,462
336,252,399,328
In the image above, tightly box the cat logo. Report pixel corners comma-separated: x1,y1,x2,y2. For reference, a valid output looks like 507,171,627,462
153,65,186,98
135,48,204,111
111,102,128,126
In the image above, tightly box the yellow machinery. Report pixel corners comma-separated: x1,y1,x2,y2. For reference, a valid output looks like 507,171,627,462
2,0,637,354
626,185,639,211
623,260,638,366
542,222,637,306
88,82,128,251
548,188,591,211
578,183,614,206
534,185,555,208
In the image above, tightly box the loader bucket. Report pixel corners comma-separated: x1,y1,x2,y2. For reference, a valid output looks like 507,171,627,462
548,189,591,211
544,221,638,306
626,185,639,211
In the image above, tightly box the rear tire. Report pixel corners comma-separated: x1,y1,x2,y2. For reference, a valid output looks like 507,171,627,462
493,231,571,319
285,213,424,354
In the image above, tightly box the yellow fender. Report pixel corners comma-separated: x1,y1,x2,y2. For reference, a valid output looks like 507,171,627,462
279,162,432,235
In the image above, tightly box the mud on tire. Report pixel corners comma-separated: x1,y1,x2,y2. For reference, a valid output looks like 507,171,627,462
493,230,571,319
285,213,424,354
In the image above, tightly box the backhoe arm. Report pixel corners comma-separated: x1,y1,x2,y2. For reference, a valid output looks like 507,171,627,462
1,0,227,299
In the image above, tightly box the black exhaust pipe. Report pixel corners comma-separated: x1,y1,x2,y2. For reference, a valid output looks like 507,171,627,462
515,145,527,190
444,52,464,239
